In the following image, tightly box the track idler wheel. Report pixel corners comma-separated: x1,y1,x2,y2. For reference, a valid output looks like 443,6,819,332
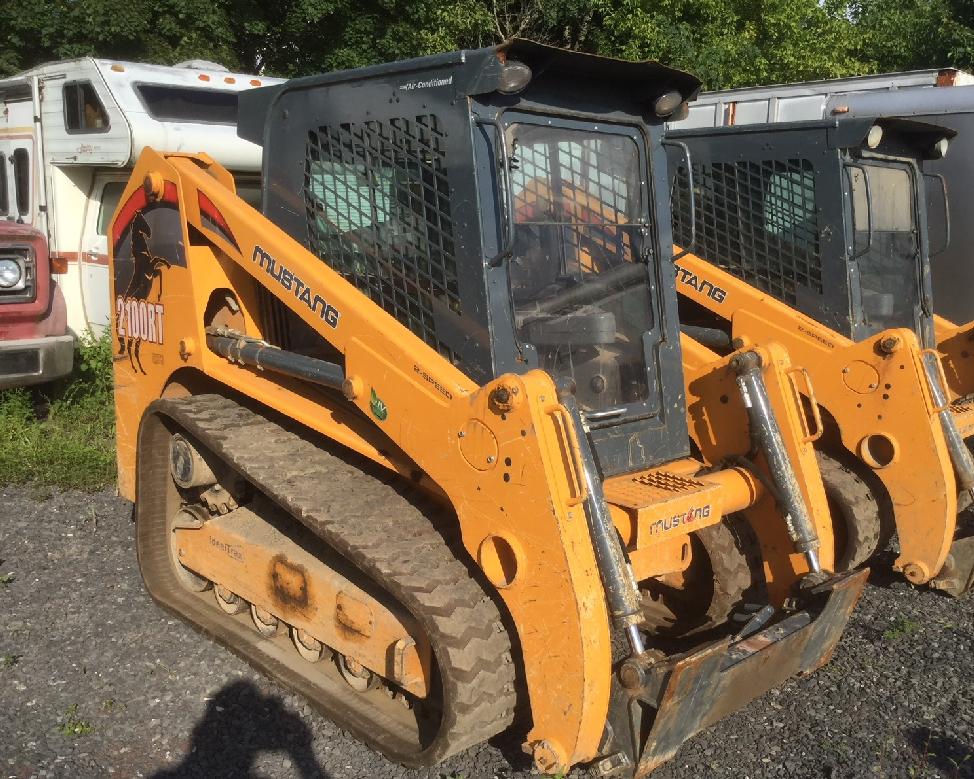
169,507,211,592
640,515,763,638
817,452,881,571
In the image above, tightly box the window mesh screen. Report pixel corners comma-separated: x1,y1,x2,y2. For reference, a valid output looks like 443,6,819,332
672,158,822,305
304,114,458,356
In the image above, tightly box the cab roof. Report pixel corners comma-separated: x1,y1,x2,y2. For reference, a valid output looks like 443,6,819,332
238,39,701,145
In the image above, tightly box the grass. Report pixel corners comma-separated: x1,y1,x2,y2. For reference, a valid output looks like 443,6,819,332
58,704,93,738
0,331,115,491
0,653,21,669
883,617,921,641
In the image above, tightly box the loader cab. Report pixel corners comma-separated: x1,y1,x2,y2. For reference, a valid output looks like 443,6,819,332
242,41,700,477
667,117,952,347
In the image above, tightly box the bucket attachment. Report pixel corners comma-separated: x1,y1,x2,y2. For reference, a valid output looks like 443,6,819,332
596,568,868,777
930,533,974,596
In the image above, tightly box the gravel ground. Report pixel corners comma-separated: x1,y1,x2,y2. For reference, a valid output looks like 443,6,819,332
1,485,973,779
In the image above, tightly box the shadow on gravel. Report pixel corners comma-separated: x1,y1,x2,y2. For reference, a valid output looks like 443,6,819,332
907,727,974,778
150,680,329,778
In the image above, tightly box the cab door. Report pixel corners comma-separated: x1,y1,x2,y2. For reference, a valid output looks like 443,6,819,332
79,174,127,334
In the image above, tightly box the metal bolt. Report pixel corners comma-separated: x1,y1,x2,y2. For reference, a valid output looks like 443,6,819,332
618,659,645,690
902,562,927,583
879,335,901,354
869,383,878,389
486,455,495,464
458,430,465,438
842,367,850,374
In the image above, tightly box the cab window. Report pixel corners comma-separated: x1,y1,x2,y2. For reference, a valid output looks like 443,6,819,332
64,81,110,133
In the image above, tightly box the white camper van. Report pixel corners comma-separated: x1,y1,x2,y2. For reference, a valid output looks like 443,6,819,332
0,57,283,378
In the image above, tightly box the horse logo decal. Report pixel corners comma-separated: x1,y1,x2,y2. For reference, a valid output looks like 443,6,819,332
111,181,186,375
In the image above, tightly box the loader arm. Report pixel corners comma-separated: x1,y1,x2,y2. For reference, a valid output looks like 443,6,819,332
673,249,958,584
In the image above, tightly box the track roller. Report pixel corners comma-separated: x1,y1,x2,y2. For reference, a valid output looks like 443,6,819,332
291,627,326,662
250,605,280,637
214,584,248,614
338,654,380,692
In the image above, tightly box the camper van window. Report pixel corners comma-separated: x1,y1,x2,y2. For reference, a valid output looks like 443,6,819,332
0,153,7,215
12,148,29,216
64,82,110,133
135,84,238,124
97,182,127,236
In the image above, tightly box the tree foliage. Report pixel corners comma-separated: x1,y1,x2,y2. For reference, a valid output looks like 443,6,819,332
0,0,971,88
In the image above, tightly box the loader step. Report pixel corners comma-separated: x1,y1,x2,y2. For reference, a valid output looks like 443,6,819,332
135,394,517,767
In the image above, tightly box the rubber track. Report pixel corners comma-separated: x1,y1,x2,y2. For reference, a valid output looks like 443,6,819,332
146,394,516,764
817,451,881,572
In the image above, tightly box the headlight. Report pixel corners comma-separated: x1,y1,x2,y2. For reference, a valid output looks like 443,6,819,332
497,61,532,95
653,90,684,118
866,124,884,149
0,259,22,289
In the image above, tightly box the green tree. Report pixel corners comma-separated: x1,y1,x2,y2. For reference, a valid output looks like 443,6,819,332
590,0,866,89
0,0,969,87
851,0,974,73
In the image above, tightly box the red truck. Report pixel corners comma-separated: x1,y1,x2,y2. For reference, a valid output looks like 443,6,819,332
0,222,72,389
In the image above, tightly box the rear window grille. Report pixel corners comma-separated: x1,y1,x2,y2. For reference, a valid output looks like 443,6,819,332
303,114,459,358
672,158,822,305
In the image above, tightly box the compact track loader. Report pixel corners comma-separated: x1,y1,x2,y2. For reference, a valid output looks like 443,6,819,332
110,42,863,776
667,116,974,595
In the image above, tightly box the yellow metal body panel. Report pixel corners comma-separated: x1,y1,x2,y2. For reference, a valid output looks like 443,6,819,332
675,251,957,583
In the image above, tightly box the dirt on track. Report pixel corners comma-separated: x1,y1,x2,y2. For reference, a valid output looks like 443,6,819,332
1,484,973,779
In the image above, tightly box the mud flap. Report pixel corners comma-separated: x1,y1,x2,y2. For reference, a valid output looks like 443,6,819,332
930,535,974,596
597,569,868,778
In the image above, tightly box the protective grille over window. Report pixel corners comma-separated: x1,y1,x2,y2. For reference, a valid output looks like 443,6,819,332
304,114,458,355
672,158,822,305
